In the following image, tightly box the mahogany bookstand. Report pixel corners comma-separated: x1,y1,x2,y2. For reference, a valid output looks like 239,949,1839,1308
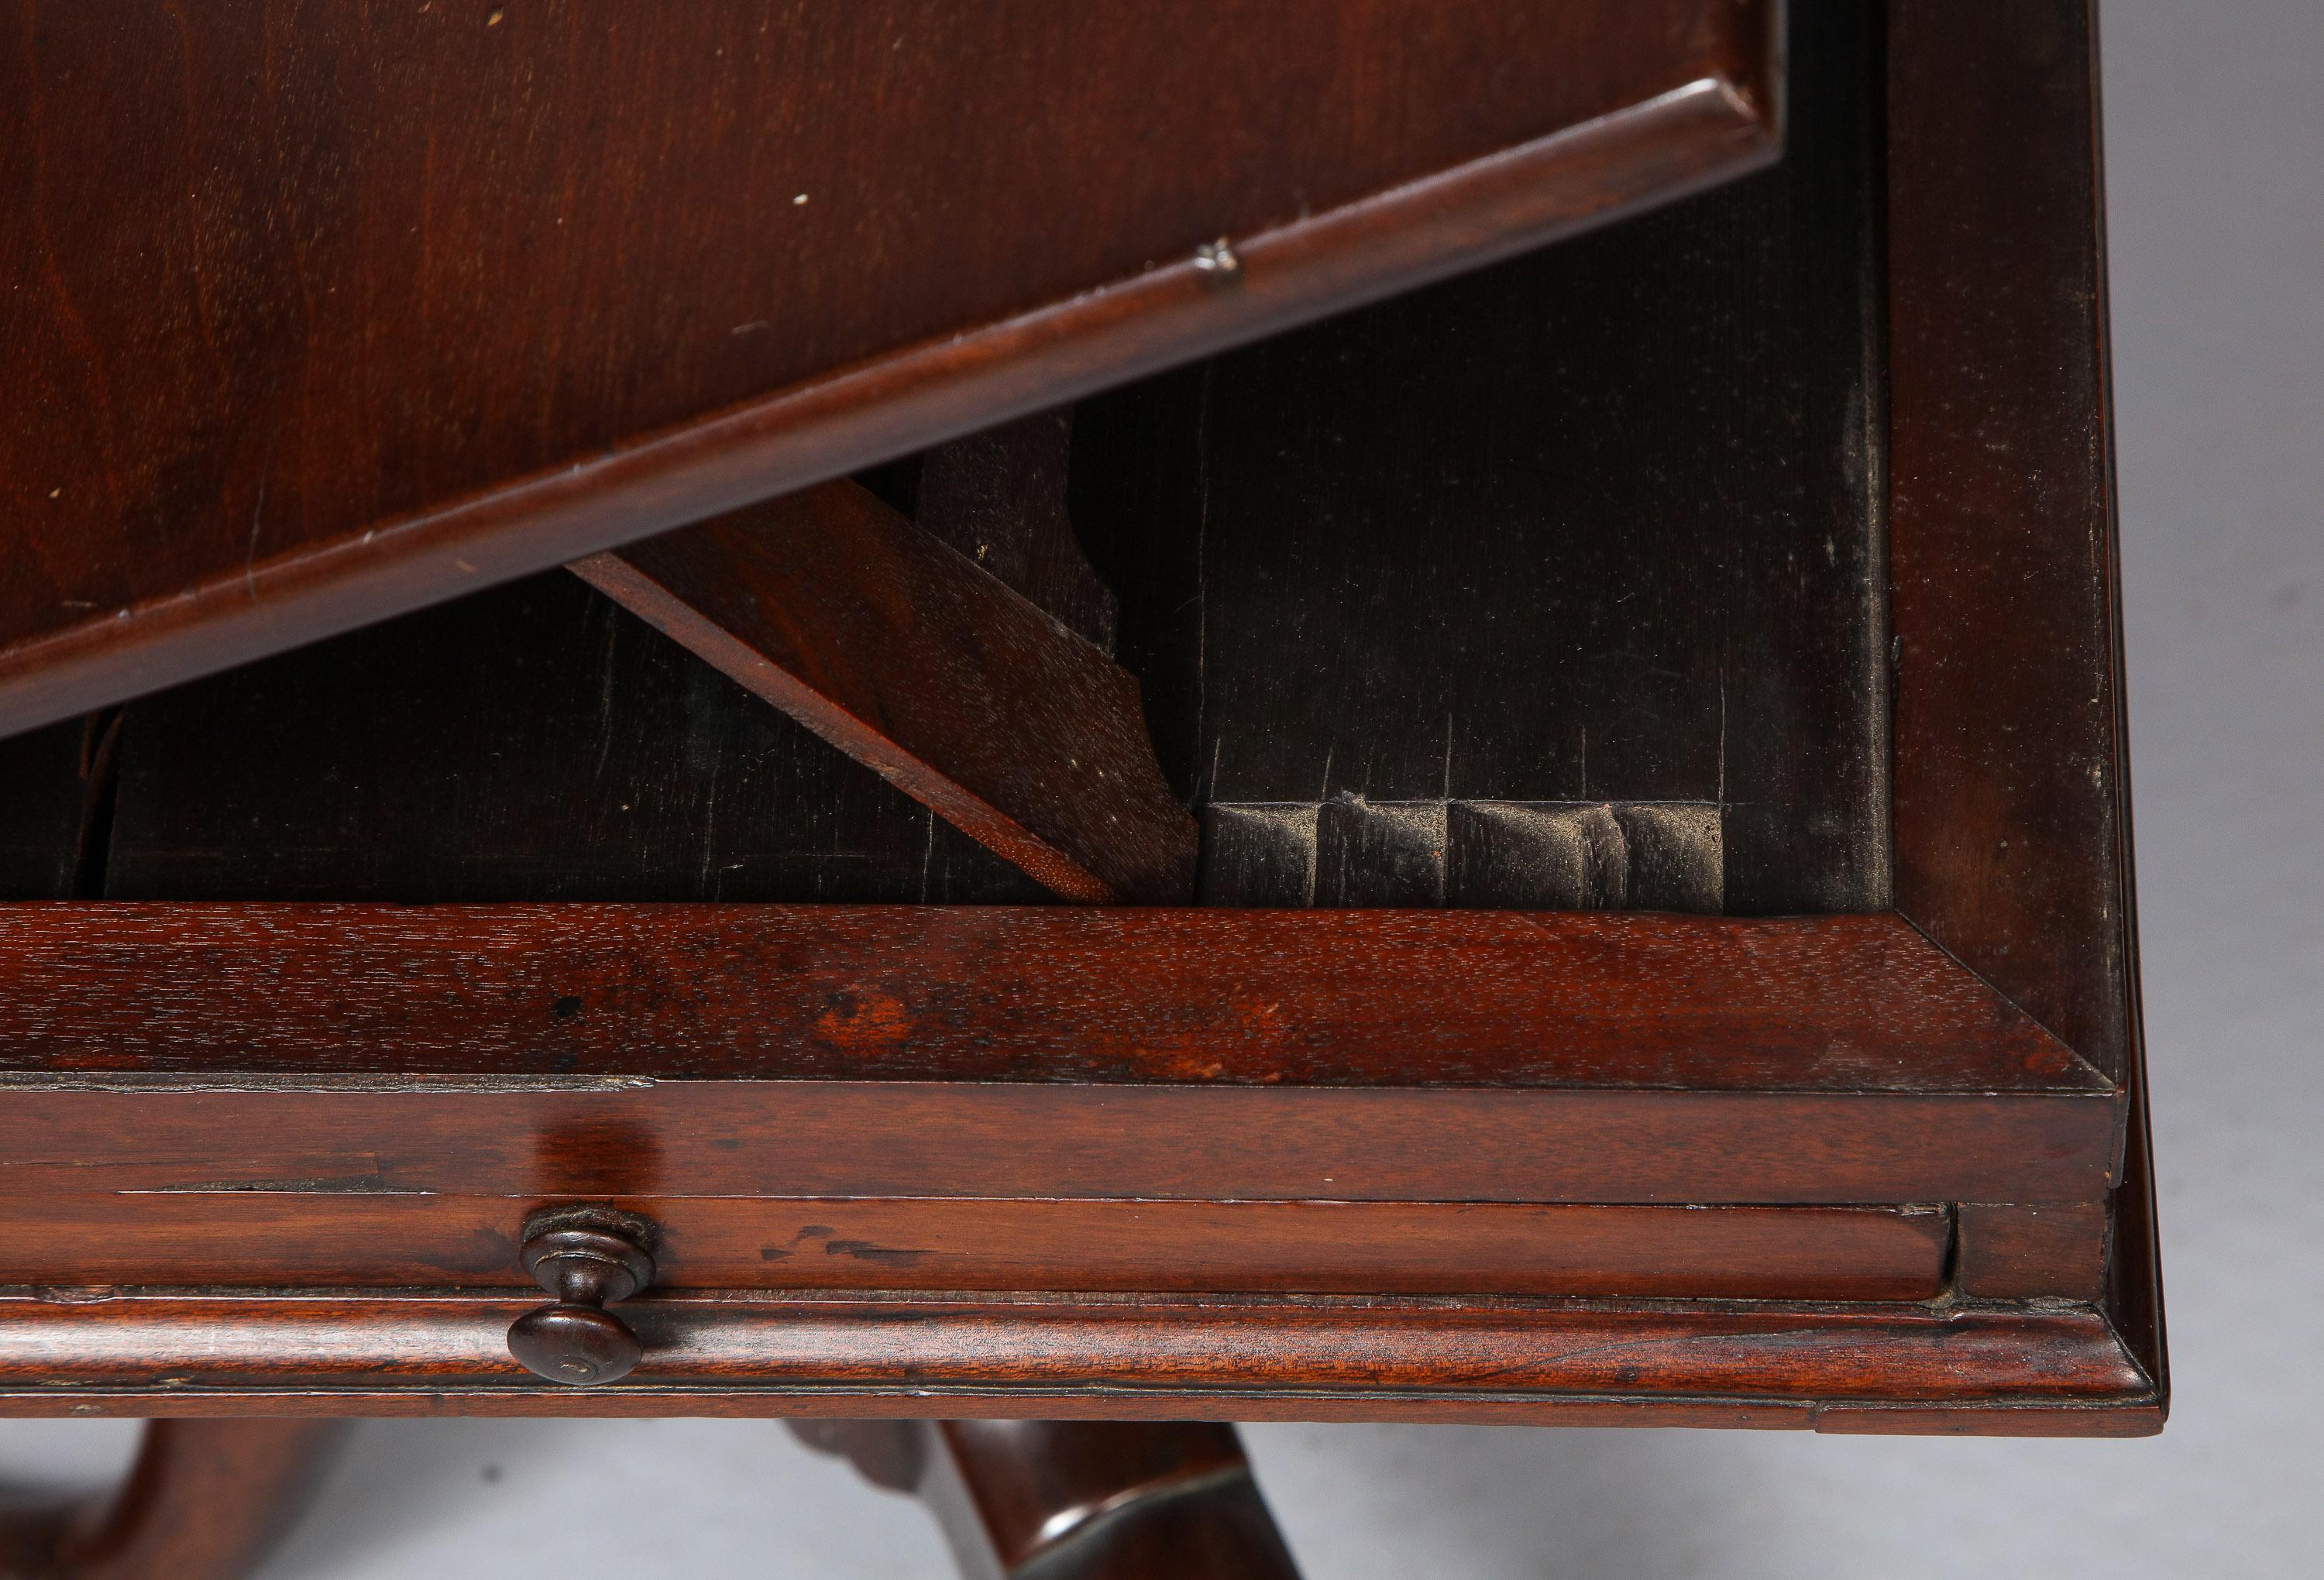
0,2,2159,1575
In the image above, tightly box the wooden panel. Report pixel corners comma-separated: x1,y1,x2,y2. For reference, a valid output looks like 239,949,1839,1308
1955,1204,2109,1303
0,1080,2115,1207
0,1292,2160,1434
910,409,1116,652
572,482,1196,904
0,718,92,900
1072,0,1884,914
100,572,1045,906
0,905,2095,1091
0,0,1778,736
1888,0,2133,1080
0,1197,1950,1303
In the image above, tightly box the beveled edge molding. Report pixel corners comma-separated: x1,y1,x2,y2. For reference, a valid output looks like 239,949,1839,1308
0,1289,2160,1437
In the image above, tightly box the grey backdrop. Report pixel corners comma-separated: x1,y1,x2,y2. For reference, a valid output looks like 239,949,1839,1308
4,1,2316,1572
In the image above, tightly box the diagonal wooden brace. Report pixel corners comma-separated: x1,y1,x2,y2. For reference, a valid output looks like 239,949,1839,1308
571,481,1195,904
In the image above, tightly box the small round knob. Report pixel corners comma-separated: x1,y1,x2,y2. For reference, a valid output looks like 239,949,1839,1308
507,1206,658,1386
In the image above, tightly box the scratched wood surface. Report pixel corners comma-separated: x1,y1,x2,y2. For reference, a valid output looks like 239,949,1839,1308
0,1197,1950,1302
0,0,1777,737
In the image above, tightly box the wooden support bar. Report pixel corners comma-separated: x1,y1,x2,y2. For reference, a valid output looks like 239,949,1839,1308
571,483,1196,903
0,1421,345,1580
794,1420,1303,1580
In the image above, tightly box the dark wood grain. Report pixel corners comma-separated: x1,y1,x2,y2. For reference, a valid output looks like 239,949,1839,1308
1071,0,1883,913
572,483,1196,904
0,0,1778,737
793,1420,1301,1580
897,1421,1301,1580
1887,0,2133,1082
0,1421,344,1580
911,408,1117,652
0,1291,2161,1434
0,719,91,901
0,904,2097,1091
1954,1204,2109,1303
0,1197,1951,1304
97,572,1043,906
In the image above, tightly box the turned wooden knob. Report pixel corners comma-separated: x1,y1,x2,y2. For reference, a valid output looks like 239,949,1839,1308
507,1205,659,1386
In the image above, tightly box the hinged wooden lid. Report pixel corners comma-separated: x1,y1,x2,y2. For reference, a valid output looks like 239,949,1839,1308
0,0,1775,735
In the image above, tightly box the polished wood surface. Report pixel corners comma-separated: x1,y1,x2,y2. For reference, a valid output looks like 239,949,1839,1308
797,1420,1302,1580
0,1291,2159,1434
572,481,1196,903
1888,0,2133,1085
0,1078,2116,1208
0,904,2121,1212
1954,1204,2111,1303
504,1206,660,1386
0,904,2094,1090
0,0,1777,737
0,1197,1951,1303
0,1421,343,1580
0,0,2161,1444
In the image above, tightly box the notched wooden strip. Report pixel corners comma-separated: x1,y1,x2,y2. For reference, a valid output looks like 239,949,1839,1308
1209,799,1724,910
1200,805,1319,907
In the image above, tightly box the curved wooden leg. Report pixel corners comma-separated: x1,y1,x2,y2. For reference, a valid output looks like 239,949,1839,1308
791,1419,1302,1579
0,1420,346,1580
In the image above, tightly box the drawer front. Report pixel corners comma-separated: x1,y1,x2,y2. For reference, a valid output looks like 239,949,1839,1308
5,1194,1948,1303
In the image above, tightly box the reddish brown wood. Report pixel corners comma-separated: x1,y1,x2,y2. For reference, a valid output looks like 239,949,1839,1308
0,1080,2115,1209
0,0,1777,737
0,1291,2160,1432
0,1197,1951,1304
0,904,2097,1091
794,1420,1299,1580
824,1420,1303,1580
1954,1204,2110,1303
2107,1039,2168,1403
0,0,2166,1448
910,409,1118,652
0,1420,344,1580
571,483,1195,903
0,905,2122,1207
1887,0,2134,1085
